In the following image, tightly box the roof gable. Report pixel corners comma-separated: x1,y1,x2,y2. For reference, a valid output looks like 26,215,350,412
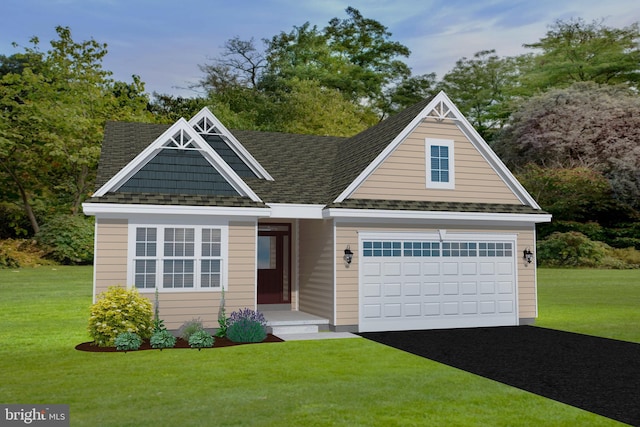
189,108,273,180
93,118,262,202
333,91,541,209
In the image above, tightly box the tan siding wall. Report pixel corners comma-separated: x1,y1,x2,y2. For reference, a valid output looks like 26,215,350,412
94,218,128,299
352,121,521,204
156,221,257,330
93,218,257,330
298,219,335,322
334,223,538,327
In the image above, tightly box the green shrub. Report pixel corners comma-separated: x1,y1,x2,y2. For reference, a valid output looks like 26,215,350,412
188,329,214,349
88,286,154,347
150,329,177,350
226,308,267,343
0,239,53,269
35,215,94,264
114,332,142,351
537,232,609,267
610,247,640,268
178,318,204,341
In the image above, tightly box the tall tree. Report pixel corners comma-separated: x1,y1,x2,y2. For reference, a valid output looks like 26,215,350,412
493,82,640,209
199,7,412,120
438,50,520,140
198,37,266,93
521,18,640,91
0,27,150,234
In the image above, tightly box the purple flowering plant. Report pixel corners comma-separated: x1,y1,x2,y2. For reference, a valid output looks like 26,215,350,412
226,308,267,343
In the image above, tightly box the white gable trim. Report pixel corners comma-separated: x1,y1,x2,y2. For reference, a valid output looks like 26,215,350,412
333,91,541,209
189,107,274,181
93,118,262,202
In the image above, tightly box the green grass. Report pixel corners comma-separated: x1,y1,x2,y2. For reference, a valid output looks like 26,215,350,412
536,268,640,343
0,266,626,426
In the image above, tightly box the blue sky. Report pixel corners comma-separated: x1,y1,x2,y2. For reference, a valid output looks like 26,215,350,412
2,0,639,97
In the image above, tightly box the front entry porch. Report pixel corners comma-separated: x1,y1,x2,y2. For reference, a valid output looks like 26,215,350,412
259,305,329,334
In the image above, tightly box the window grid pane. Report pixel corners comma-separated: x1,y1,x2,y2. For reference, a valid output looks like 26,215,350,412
431,145,450,183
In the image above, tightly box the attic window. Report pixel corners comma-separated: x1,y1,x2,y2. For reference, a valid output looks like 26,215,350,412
426,138,455,189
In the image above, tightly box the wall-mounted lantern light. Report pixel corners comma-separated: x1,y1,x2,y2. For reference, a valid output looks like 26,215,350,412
523,248,533,264
343,245,354,264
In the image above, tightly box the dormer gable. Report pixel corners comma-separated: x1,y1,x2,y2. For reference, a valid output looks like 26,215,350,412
93,118,262,202
189,107,273,181
333,91,541,209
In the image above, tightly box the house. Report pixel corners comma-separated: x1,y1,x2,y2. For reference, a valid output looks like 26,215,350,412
82,91,551,333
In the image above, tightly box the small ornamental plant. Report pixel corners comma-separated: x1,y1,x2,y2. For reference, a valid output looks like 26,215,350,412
226,308,268,343
178,318,204,341
153,287,166,333
114,332,142,352
216,288,228,338
188,329,214,350
88,286,153,347
150,329,177,350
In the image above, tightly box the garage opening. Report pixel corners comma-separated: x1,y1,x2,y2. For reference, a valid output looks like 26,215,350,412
358,233,518,332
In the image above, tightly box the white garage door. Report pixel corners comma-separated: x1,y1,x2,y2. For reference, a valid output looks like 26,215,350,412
359,233,518,332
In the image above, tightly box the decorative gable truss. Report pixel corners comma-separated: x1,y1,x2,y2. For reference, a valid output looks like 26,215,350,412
93,118,263,202
333,91,541,209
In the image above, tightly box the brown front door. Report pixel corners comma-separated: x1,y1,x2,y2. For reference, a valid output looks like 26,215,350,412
257,224,290,304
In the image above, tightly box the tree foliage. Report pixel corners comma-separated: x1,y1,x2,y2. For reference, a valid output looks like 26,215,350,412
198,7,412,120
494,82,640,209
521,18,640,91
0,27,151,235
438,50,520,140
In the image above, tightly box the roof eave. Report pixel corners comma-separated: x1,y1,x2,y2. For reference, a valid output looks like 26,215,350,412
323,208,552,224
82,202,272,218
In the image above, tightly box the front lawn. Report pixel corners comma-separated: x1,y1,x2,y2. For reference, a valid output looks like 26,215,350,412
536,268,640,343
0,266,626,426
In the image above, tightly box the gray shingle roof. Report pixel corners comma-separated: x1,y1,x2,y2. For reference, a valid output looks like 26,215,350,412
88,99,547,216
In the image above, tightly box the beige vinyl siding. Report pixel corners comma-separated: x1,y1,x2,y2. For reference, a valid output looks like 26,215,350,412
335,223,538,327
352,120,521,204
94,218,128,299
93,218,257,330
298,219,335,322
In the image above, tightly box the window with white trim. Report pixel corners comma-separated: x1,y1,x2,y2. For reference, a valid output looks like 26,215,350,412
132,225,224,291
426,138,455,189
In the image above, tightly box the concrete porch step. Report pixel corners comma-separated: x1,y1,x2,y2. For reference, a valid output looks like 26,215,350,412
261,310,330,335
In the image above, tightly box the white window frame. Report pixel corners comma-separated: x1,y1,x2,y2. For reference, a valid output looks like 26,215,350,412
426,138,455,189
127,217,229,293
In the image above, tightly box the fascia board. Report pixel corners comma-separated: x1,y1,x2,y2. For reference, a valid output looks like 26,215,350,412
82,202,271,218
323,208,552,224
266,203,325,219
189,107,274,181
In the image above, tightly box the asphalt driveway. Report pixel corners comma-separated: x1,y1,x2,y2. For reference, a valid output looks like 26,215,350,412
359,326,640,426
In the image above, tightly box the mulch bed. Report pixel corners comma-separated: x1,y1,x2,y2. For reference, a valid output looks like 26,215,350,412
75,334,284,352
359,326,640,426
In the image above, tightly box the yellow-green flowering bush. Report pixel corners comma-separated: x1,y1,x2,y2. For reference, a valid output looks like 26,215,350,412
88,286,153,347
